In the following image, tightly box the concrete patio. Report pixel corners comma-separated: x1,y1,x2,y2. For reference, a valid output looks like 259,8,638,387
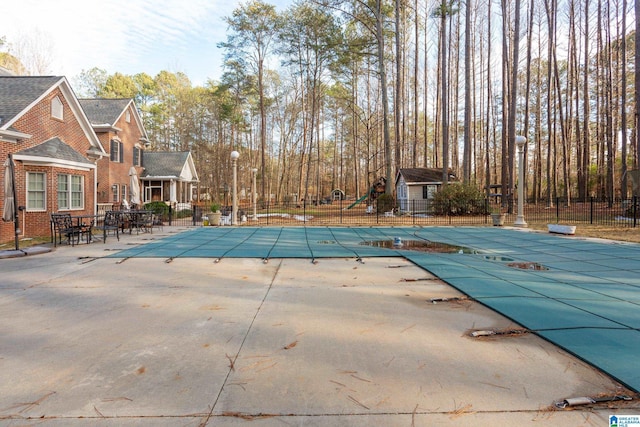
0,226,637,426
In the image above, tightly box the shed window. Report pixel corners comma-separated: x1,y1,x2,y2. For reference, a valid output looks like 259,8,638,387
423,185,437,199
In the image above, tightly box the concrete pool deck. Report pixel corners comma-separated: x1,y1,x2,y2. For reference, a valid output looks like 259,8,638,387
0,225,638,426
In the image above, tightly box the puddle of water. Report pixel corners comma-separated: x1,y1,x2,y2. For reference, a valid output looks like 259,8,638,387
360,239,480,254
507,261,549,270
484,255,515,262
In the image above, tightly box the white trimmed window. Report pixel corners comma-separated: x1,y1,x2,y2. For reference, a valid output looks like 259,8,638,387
112,184,119,203
125,110,131,123
26,172,46,211
57,174,84,210
51,96,63,120
133,146,141,166
110,139,123,163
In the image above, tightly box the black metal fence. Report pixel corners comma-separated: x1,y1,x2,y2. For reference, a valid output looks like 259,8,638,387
521,197,639,227
163,196,639,228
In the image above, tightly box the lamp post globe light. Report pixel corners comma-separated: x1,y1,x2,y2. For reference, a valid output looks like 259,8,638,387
252,168,258,221
230,150,240,226
514,136,528,227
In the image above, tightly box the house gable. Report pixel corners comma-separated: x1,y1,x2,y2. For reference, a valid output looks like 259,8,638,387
80,98,149,205
141,151,197,180
139,151,199,205
0,76,103,242
0,76,105,158
80,98,149,144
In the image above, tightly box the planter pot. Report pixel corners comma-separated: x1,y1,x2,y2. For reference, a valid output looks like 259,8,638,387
207,212,222,226
548,224,576,235
491,213,506,226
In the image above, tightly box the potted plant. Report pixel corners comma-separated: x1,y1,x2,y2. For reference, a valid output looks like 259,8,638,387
490,207,506,226
207,203,222,226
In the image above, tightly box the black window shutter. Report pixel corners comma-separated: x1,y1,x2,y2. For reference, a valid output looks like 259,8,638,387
119,142,124,163
110,140,117,161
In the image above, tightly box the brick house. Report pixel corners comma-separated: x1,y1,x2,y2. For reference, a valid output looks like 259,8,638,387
78,98,149,210
0,76,106,242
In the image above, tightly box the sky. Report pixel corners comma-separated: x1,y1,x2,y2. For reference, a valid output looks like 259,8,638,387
3,0,290,87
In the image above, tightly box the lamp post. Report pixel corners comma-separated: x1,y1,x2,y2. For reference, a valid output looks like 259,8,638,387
230,150,239,226
251,168,258,221
514,135,528,227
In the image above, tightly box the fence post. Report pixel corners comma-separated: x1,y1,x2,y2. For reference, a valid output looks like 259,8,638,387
634,195,637,228
590,197,594,224
555,197,559,223
412,200,415,225
485,198,489,225
168,204,173,226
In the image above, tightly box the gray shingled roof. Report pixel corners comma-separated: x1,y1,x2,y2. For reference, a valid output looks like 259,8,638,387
0,76,63,127
398,168,457,183
16,137,93,165
79,98,132,126
141,152,190,178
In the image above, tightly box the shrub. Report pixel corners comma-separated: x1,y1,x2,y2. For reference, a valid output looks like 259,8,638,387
144,201,170,220
431,184,487,216
376,193,395,214
176,209,193,219
144,201,169,216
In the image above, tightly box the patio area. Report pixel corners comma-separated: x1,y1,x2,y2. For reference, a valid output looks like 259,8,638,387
1,225,638,426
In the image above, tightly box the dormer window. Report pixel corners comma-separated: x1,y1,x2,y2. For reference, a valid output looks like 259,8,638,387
51,96,63,120
125,110,131,123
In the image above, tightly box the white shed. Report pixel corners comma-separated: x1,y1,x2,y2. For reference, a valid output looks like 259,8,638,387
395,168,457,213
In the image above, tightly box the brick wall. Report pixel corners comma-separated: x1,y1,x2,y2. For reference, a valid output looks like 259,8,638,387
95,104,145,205
1,85,97,243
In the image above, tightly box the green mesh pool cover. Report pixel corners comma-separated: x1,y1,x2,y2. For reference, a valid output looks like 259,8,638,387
111,226,640,392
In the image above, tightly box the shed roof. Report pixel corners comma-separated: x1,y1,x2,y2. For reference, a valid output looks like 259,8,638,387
397,168,457,184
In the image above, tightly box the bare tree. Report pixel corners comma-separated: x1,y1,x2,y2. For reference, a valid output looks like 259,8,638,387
220,0,281,202
6,29,53,75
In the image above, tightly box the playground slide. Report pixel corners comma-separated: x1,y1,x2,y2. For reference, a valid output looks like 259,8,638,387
346,193,369,209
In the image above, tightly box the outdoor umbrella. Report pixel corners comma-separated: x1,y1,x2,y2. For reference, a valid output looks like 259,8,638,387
2,156,15,223
3,154,20,250
129,167,141,208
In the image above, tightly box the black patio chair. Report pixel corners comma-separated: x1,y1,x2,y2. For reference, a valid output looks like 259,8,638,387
50,213,81,247
94,211,120,243
131,210,153,234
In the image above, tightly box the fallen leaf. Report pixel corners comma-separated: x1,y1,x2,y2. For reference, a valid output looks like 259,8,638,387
283,340,298,350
